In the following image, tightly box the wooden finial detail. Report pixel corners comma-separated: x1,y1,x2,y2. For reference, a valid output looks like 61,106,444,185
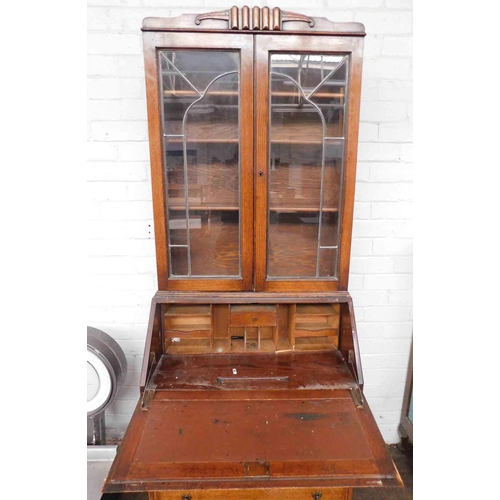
262,6,270,30
272,7,281,30
194,6,315,30
241,5,250,29
252,6,260,30
230,5,239,29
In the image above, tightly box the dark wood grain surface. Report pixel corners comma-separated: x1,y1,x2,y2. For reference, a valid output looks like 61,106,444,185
104,351,401,493
153,351,356,391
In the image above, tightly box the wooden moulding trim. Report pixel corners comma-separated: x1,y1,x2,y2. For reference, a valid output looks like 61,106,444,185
128,459,381,480
153,290,352,304
195,7,314,31
104,476,400,493
142,13,365,36
152,389,353,401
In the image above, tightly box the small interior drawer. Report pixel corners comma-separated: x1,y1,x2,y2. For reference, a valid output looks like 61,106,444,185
230,304,277,327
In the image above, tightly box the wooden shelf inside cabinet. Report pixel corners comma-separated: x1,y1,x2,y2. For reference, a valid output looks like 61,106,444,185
168,218,240,277
164,304,212,353
229,304,278,353
294,336,338,350
165,304,211,316
169,204,239,211
164,122,345,144
164,122,238,143
163,90,346,98
296,304,340,315
269,206,339,213
271,123,345,144
229,337,276,353
166,163,239,204
268,218,339,278
290,303,340,351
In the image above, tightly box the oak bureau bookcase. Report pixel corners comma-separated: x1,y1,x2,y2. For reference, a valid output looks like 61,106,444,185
103,5,402,500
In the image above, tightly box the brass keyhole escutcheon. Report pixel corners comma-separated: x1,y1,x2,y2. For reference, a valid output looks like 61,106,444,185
182,495,192,500
312,493,322,500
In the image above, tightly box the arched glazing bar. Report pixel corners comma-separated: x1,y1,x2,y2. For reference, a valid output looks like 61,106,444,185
269,55,348,278
160,58,240,277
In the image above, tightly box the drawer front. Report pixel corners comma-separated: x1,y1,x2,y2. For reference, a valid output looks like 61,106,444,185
150,487,352,500
230,310,277,327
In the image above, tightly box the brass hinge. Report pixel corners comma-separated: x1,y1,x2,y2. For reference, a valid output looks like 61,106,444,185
141,352,158,411
348,349,364,408
349,387,364,408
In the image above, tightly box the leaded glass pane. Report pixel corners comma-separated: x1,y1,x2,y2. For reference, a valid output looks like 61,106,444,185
267,53,348,279
160,50,241,278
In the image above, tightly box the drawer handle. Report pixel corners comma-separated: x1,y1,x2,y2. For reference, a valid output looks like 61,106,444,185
182,495,192,500
312,493,322,500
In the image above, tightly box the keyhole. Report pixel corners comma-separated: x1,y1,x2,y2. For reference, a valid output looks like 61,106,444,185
259,170,264,177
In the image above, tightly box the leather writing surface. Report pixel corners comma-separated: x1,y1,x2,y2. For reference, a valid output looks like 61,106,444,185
134,398,373,465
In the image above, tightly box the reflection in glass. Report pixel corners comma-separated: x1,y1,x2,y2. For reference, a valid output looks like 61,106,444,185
268,212,318,277
267,53,349,279
160,50,241,278
189,210,239,276
318,248,338,278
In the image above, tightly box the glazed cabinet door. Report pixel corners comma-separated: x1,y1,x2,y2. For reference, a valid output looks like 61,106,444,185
254,35,364,292
143,33,254,291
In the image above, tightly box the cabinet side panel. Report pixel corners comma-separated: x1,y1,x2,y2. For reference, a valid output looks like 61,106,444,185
338,37,364,290
143,32,169,289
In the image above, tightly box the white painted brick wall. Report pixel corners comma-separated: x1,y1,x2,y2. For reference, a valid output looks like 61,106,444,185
87,0,413,444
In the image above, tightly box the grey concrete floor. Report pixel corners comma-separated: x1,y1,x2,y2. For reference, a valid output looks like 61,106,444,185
87,445,117,500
